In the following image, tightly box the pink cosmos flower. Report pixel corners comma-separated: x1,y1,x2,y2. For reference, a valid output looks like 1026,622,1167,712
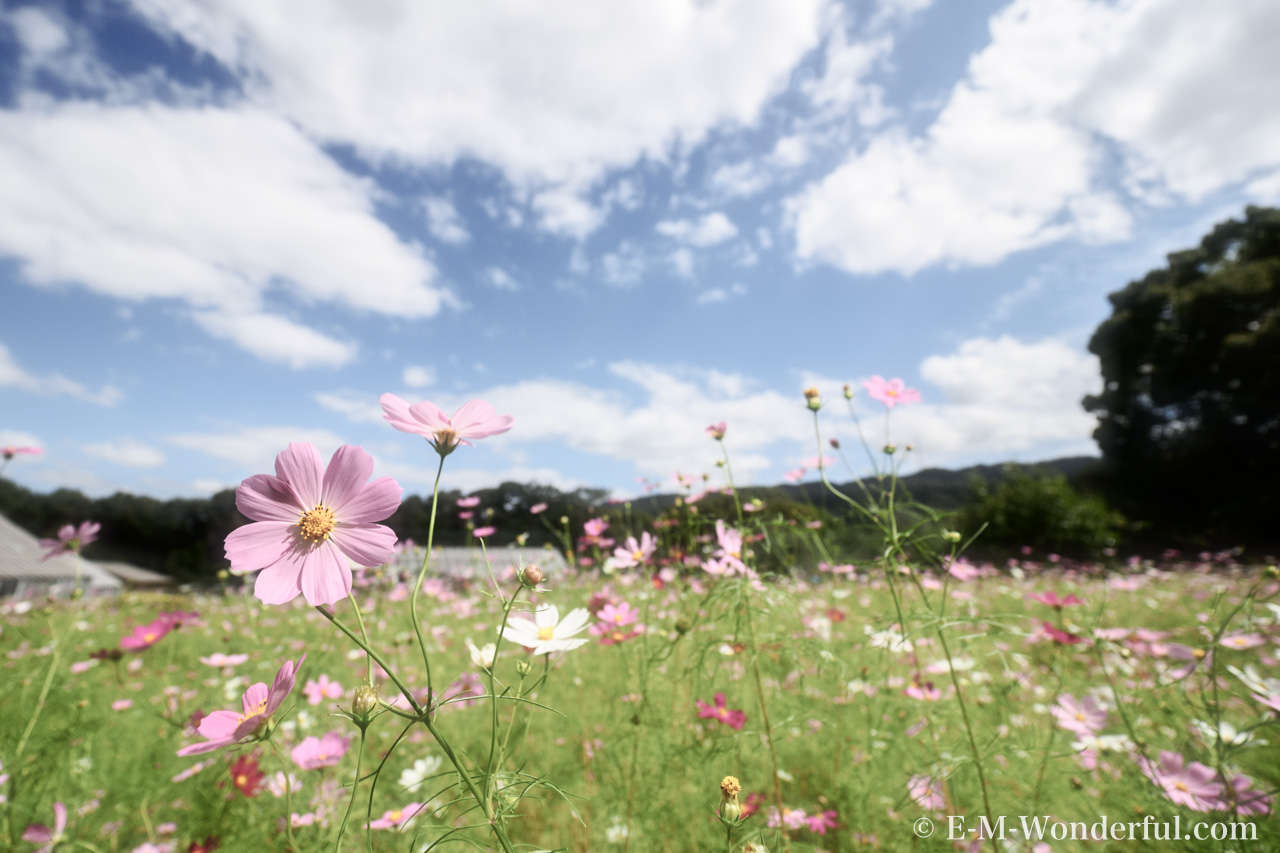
696,693,746,730
1164,644,1211,680
224,443,402,607
807,810,838,834
862,376,922,409
291,731,350,770
612,533,655,569
368,802,423,830
1227,775,1272,816
380,394,513,456
37,521,100,562
583,517,609,538
22,802,67,851
472,526,496,538
1050,694,1108,735
1040,621,1085,645
1030,591,1084,609
111,699,133,711
457,496,481,508
783,468,806,483
303,674,344,705
1221,632,1266,650
907,775,945,811
595,601,639,628
120,618,173,651
177,656,304,756
706,422,727,440
2,445,43,460
1136,751,1223,812
199,653,249,668
904,681,942,701
529,502,548,514
713,519,746,573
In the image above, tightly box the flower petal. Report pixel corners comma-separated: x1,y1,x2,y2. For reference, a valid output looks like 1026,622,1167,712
331,522,397,567
381,393,429,437
177,737,234,757
335,476,402,523
237,474,304,521
225,522,297,573
320,445,375,512
274,442,325,507
300,543,352,606
254,551,305,605
534,604,560,629
556,607,591,638
197,709,243,740
407,399,451,431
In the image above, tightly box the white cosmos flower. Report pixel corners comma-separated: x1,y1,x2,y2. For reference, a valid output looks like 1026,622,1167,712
399,756,444,792
501,605,590,655
467,638,496,670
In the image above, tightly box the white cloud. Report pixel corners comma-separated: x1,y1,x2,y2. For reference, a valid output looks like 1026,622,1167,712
0,103,445,365
193,310,357,369
789,0,1280,276
600,242,648,287
0,341,123,406
81,438,166,468
696,283,748,305
656,212,739,247
422,196,470,244
486,268,521,292
0,429,44,450
126,0,829,234
402,366,436,388
313,391,384,425
166,426,351,467
879,336,1100,467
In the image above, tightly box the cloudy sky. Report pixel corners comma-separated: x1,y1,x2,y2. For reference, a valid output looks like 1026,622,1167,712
2,0,1277,500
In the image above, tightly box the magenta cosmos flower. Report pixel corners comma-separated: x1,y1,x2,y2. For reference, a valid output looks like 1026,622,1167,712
862,376,922,409
225,443,401,607
22,801,67,851
380,394,513,456
119,617,173,651
177,656,304,756
37,521,100,562
696,693,747,730
2,445,42,460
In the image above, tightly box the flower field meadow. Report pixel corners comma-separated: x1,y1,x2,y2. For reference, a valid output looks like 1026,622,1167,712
2,386,1279,853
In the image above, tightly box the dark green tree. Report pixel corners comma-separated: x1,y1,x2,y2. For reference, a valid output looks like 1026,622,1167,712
1083,205,1280,542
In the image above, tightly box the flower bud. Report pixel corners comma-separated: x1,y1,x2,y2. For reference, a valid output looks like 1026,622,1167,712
515,659,534,677
559,516,570,526
942,530,962,544
720,775,743,821
521,565,544,587
829,438,840,449
883,443,897,455
675,617,692,635
352,684,378,716
803,387,822,411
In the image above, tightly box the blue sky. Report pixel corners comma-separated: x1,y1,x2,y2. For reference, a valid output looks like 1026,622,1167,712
1,0,1277,500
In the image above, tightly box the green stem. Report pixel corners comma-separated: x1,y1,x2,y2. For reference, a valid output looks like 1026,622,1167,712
335,727,366,851
410,454,447,698
271,741,297,851
314,606,421,715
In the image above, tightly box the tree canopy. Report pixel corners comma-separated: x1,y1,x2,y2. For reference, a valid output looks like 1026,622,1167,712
1084,205,1280,543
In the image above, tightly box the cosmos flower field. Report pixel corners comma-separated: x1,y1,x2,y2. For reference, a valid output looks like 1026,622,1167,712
3,386,1279,852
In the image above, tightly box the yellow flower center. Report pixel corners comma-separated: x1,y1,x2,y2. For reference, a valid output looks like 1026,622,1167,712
537,626,556,641
298,505,336,542
613,613,627,624
236,774,248,786
433,428,459,451
888,388,899,396
238,698,269,726
1175,782,1189,792
389,809,404,822
143,632,156,643
1194,649,1206,659
632,550,643,562
1075,712,1086,721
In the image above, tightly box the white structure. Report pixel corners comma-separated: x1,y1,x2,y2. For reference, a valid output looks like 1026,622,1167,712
0,513,123,597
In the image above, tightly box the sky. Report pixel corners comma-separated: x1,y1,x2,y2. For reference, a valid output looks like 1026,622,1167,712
1,0,1278,502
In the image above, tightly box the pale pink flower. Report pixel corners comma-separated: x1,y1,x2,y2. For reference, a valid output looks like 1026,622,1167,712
713,519,746,573
862,375,921,409
177,656,304,756
1029,591,1084,609
303,674,344,705
783,468,806,483
291,731,351,770
368,802,423,830
904,682,942,701
2,445,43,460
225,443,402,607
1051,694,1108,735
908,776,945,811
457,496,481,508
1221,632,1266,650
37,521,100,562
583,517,609,538
472,526,496,538
612,533,655,569
22,802,67,851
199,653,249,668
1136,751,1223,812
706,422,727,440
1227,775,1272,816
529,503,548,514
380,394,513,456
111,699,133,711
